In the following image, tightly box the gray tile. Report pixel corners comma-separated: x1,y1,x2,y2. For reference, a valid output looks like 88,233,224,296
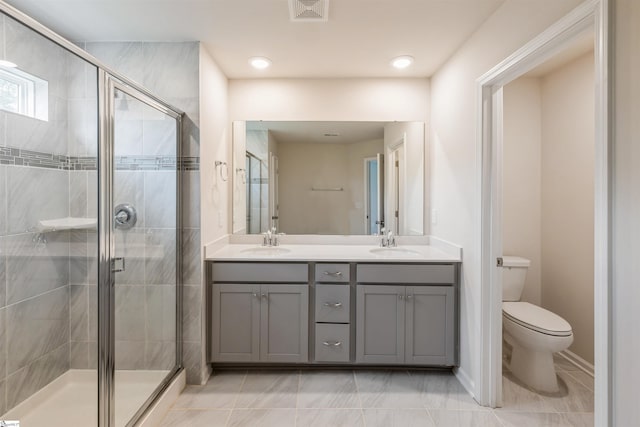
6,342,68,410
7,167,69,235
0,308,6,379
146,284,176,341
145,341,175,370
87,171,98,219
69,171,88,217
159,409,230,427
416,371,483,411
69,341,90,369
356,370,424,409
142,110,177,156
563,370,594,392
182,115,201,157
182,171,200,228
114,340,145,370
429,410,502,427
114,170,145,228
6,286,69,374
183,340,205,385
0,236,5,308
363,408,435,427
5,232,70,304
85,42,145,84
143,43,199,100
235,370,299,409
182,228,201,285
297,409,364,427
69,230,89,285
145,228,177,285
0,378,6,417
183,285,201,342
114,229,145,285
499,371,557,413
298,371,360,409
114,117,143,156
70,285,89,341
544,372,594,413
144,171,176,228
494,411,594,427
172,370,246,409
227,408,296,427
115,285,145,341
0,165,6,235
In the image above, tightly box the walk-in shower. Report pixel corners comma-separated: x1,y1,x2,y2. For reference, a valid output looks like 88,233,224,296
0,2,183,426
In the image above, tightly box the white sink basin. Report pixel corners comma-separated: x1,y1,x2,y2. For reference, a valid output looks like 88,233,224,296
369,247,422,257
240,246,292,256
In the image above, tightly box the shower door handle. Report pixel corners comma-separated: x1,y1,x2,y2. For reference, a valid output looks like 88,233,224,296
112,257,126,273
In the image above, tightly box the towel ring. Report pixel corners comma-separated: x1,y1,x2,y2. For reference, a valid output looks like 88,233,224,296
215,161,228,182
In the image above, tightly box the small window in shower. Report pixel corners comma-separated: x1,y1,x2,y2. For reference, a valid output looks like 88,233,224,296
0,65,48,121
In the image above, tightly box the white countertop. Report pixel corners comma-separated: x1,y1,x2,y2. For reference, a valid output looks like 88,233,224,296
205,243,461,263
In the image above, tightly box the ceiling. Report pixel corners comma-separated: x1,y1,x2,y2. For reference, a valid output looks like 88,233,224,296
5,0,506,78
247,121,385,145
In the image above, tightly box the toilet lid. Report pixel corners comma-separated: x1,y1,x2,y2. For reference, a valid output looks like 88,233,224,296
503,302,572,337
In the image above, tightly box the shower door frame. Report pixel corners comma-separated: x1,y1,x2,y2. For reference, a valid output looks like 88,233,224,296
0,2,186,426
99,74,184,427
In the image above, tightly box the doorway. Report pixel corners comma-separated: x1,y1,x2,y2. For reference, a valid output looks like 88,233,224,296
477,1,609,424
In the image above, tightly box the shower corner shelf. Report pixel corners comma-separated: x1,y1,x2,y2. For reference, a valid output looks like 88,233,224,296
34,217,98,233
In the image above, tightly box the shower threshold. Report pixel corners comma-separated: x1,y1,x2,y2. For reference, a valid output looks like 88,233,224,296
1,369,170,427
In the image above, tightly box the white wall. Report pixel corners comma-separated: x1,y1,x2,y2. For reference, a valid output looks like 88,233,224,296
540,52,595,364
612,0,640,424
429,0,583,396
503,78,543,305
199,45,229,383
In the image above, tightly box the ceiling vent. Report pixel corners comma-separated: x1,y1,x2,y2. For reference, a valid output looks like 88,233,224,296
289,0,329,22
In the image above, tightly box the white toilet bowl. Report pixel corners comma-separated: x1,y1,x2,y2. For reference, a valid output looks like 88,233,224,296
503,301,573,393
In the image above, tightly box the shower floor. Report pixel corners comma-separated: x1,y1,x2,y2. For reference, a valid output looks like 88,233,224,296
2,369,170,427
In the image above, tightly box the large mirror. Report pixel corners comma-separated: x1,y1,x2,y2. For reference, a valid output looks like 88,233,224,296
232,121,424,236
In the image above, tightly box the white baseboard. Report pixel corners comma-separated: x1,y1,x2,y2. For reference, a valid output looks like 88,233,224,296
453,366,476,401
558,350,595,377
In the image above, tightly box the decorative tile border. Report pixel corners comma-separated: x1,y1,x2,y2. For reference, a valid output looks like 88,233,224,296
0,145,199,171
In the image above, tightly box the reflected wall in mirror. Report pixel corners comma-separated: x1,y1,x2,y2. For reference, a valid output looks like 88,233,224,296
232,121,424,236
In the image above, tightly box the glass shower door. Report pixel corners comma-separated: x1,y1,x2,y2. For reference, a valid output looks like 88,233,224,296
109,82,181,426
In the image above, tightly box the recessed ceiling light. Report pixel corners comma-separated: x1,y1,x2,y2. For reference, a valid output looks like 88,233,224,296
391,55,414,69
0,60,17,68
249,57,272,70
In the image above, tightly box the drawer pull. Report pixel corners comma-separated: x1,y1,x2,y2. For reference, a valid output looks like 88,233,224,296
323,302,343,308
324,271,343,277
407,294,414,300
322,341,342,347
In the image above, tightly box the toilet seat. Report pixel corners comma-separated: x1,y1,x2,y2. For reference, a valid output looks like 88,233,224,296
503,302,572,337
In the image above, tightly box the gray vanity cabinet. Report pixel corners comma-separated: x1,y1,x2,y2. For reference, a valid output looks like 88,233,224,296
212,283,309,363
355,263,457,366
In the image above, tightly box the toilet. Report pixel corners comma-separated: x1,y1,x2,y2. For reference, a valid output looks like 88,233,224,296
502,256,573,393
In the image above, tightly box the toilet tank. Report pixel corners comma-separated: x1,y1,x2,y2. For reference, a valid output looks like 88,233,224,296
502,256,531,301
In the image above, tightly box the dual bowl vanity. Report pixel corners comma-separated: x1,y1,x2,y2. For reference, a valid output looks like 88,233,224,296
206,242,461,369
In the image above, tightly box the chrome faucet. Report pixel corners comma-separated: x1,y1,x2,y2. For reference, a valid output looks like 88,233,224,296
263,229,272,246
387,230,397,247
379,227,388,247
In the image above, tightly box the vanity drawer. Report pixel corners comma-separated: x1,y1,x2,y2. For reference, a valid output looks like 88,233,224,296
315,263,350,283
315,284,350,323
356,264,455,284
315,323,350,363
211,262,308,283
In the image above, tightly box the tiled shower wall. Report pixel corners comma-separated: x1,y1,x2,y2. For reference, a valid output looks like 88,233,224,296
0,15,98,413
81,42,203,384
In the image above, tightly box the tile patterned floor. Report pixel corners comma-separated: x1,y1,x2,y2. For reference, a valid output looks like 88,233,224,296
159,359,594,426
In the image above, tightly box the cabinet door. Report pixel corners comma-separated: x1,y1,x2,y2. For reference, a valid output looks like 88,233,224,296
405,286,455,365
356,285,405,364
260,284,309,363
211,283,260,362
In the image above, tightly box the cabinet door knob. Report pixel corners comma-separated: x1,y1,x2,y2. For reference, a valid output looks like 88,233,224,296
398,294,404,300
406,294,414,300
261,293,267,299
323,302,343,308
252,292,258,298
322,341,342,347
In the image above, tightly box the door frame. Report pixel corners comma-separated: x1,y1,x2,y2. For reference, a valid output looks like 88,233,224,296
476,0,610,424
